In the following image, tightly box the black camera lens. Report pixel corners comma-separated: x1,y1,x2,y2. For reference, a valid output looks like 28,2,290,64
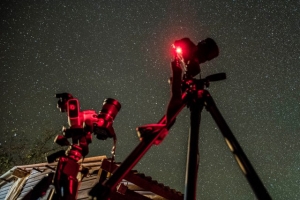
94,126,109,140
197,38,219,64
94,98,121,140
99,98,121,122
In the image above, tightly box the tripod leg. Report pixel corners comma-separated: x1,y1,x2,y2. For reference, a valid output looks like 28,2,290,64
184,101,203,200
89,94,189,199
203,90,272,200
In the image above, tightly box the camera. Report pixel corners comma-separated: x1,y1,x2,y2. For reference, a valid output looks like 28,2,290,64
173,38,219,77
56,93,121,140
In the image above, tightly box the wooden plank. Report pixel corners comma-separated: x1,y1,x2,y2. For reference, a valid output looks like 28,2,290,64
77,197,90,200
76,188,91,199
79,187,151,200
78,179,97,191
101,159,183,200
110,189,151,200
79,174,98,182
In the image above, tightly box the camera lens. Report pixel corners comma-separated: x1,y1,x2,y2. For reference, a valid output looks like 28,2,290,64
94,98,121,140
197,38,219,64
99,98,121,122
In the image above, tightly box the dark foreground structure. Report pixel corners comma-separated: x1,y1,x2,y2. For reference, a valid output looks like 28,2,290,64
0,156,183,200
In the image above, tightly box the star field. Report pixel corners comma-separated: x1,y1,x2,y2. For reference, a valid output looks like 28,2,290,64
1,1,300,199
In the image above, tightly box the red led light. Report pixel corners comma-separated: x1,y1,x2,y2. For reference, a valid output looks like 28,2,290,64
69,104,76,110
175,47,182,54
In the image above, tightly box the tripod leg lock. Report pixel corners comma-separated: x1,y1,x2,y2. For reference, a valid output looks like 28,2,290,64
136,124,168,145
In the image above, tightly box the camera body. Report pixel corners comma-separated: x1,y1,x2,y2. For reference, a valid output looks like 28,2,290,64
173,38,219,77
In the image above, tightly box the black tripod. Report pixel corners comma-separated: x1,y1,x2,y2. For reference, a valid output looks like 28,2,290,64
89,38,272,200
182,76,272,200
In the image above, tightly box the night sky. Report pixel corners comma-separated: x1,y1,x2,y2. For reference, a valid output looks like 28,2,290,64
1,1,300,199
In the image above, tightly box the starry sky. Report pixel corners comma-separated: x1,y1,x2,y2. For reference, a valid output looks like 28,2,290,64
1,0,300,199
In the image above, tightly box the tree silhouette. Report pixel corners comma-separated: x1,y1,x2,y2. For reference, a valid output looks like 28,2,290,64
0,129,61,174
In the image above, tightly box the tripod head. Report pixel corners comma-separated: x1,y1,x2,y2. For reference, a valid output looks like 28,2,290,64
136,38,223,146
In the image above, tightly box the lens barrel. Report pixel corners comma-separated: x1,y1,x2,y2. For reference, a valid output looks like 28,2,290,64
94,98,121,140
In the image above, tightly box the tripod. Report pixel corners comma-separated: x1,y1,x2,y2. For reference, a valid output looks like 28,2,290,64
182,77,272,200
89,39,272,199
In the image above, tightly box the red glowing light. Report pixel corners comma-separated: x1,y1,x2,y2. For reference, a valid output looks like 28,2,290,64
175,47,182,54
69,104,76,110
